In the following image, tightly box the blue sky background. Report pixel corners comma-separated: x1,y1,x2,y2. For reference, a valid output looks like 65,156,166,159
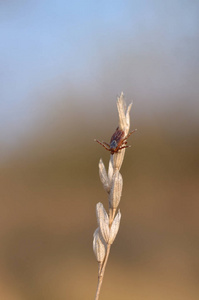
0,0,199,158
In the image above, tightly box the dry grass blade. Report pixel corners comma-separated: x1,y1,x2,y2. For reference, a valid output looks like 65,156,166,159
93,93,136,300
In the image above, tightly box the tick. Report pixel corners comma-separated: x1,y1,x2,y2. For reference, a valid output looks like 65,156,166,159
94,127,136,155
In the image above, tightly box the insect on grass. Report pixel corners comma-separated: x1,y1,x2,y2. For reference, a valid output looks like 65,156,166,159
94,126,137,155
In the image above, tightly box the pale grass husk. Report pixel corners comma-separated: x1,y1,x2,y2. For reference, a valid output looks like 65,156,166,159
93,92,135,300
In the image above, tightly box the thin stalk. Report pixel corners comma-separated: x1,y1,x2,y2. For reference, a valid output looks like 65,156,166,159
94,206,117,300
95,244,111,300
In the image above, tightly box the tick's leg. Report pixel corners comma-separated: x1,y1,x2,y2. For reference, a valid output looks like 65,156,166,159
122,129,137,142
102,141,110,147
120,141,127,147
118,145,131,150
94,139,110,151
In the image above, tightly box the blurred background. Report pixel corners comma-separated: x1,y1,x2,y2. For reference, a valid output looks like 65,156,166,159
0,1,199,299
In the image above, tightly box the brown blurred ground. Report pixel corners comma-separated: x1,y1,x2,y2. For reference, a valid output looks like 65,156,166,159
0,100,199,300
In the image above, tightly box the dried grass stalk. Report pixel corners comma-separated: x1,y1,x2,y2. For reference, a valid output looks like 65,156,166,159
93,92,136,300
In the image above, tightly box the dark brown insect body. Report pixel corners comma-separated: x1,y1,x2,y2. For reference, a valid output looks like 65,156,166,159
95,127,136,155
